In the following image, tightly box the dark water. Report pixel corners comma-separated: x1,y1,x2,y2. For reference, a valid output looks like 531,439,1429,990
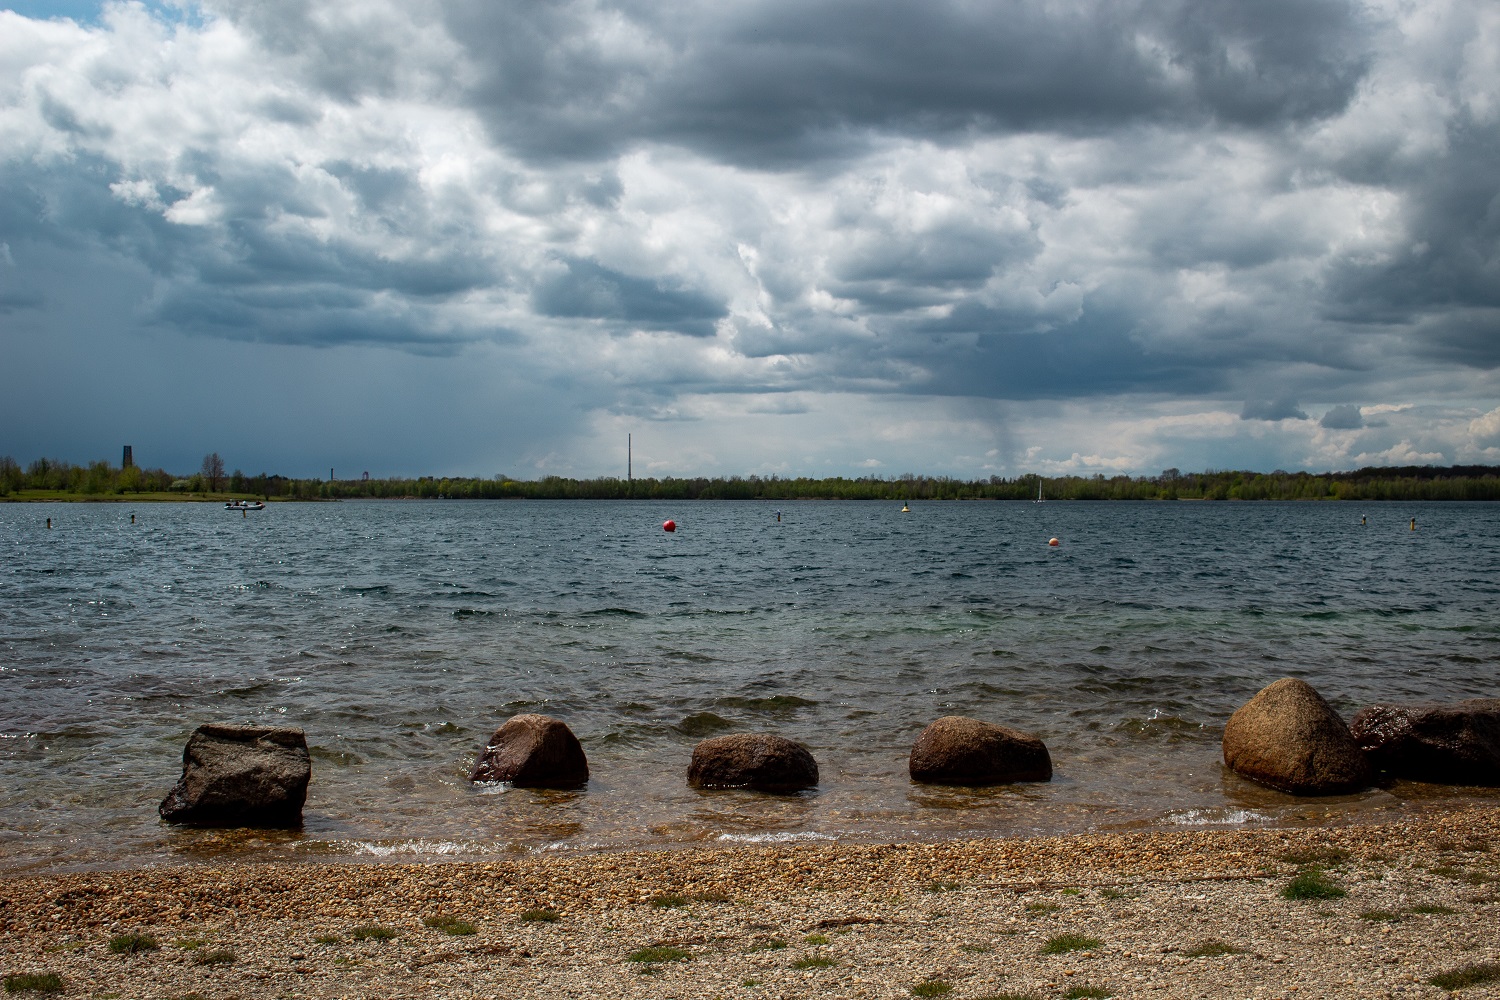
3,499,1498,873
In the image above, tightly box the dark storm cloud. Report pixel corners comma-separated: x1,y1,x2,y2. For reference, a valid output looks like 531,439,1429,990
444,0,1371,166
531,258,727,336
1319,403,1364,429
1241,397,1309,421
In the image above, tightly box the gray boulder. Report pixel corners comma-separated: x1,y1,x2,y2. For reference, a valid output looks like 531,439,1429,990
1350,699,1500,786
1222,677,1372,795
909,715,1052,785
159,724,311,827
687,733,818,792
469,714,589,788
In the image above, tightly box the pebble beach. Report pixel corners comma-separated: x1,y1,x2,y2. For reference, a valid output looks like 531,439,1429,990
4,806,1499,999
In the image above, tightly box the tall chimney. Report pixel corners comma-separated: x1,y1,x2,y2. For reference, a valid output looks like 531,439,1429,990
122,445,133,468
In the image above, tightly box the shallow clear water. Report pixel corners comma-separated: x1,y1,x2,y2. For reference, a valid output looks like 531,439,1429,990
2,499,1498,872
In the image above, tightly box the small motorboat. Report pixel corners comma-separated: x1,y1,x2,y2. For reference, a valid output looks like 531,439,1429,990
225,500,266,510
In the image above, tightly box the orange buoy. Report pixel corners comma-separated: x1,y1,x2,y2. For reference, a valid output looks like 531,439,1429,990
663,520,676,533
1048,537,1060,546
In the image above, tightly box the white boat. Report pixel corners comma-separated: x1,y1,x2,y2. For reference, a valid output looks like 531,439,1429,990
225,500,265,510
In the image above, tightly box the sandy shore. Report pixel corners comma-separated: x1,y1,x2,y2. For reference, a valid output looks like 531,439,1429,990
3,808,1499,999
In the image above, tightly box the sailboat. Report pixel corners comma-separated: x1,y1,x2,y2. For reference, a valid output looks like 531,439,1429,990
1035,477,1044,503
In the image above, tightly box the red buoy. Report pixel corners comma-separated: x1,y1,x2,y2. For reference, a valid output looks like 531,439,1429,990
663,520,676,532
1048,537,1060,546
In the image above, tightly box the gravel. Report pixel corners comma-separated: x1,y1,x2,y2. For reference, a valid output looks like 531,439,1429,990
3,807,1498,999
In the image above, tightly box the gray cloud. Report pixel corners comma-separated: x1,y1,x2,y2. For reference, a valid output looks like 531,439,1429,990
1241,397,1309,421
1320,404,1365,429
531,258,727,337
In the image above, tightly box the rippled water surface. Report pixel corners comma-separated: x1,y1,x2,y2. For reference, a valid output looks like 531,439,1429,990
3,499,1498,872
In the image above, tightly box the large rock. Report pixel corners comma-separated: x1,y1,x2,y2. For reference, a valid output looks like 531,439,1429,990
469,714,589,788
909,716,1052,785
159,724,311,827
1222,678,1372,795
1350,699,1500,786
687,733,818,792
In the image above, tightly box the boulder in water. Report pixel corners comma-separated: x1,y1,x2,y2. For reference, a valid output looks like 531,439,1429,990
1350,699,1500,786
469,714,589,788
687,733,818,792
1222,678,1371,795
159,724,311,827
908,715,1052,785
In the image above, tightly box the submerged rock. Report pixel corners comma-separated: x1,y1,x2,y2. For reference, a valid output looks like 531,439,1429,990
469,714,589,788
1222,678,1372,795
909,715,1053,785
687,733,818,792
1350,699,1500,786
159,724,311,827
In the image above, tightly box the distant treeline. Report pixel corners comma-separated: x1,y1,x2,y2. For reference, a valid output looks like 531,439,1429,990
4,454,1500,501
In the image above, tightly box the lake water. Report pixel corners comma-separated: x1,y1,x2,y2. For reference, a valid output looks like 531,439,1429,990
2,499,1498,873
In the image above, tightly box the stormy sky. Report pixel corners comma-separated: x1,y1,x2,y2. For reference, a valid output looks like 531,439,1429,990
2,0,1497,479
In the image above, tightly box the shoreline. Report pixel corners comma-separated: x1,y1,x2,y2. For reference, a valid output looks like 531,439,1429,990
5,808,1498,998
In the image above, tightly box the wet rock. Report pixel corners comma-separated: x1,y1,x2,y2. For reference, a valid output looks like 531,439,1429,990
908,715,1053,785
469,714,589,788
159,724,311,827
687,733,818,792
1222,678,1372,795
1350,699,1500,786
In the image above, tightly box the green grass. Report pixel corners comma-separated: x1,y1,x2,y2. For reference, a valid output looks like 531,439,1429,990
1428,963,1500,991
924,881,960,893
749,939,788,951
1098,888,1131,900
349,926,398,942
192,949,235,966
912,982,953,997
791,955,837,969
1183,939,1244,957
520,908,561,923
650,894,690,909
1025,902,1060,914
422,915,477,936
3,974,64,995
803,933,829,945
1409,904,1457,915
1276,846,1351,866
107,933,159,955
172,938,206,950
312,934,342,945
1358,910,1403,923
1040,933,1103,955
628,946,691,963
1281,868,1347,901
1063,987,1113,999
1060,887,1082,896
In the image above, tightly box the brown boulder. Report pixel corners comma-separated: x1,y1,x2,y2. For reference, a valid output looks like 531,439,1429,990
687,733,818,792
1350,699,1500,786
469,714,589,788
1222,678,1372,795
159,724,311,827
909,716,1052,785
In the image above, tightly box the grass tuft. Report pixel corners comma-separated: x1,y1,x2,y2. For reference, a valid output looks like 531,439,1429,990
1276,846,1351,866
3,974,64,995
1358,910,1402,923
923,881,960,893
1024,902,1060,914
107,933,159,955
1098,888,1130,900
172,938,206,951
1429,963,1500,991
192,949,235,966
1183,939,1244,957
1280,868,1347,901
791,955,837,969
1063,988,1113,999
650,894,689,909
912,982,953,997
749,939,787,951
349,926,398,942
520,908,561,923
803,933,829,945
422,915,477,936
312,934,342,945
628,946,690,964
1040,933,1103,955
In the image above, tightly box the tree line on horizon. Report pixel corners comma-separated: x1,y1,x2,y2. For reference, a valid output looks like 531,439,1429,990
3,453,1500,501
